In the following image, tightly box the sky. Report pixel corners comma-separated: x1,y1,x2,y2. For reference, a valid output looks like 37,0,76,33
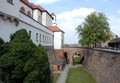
28,0,120,44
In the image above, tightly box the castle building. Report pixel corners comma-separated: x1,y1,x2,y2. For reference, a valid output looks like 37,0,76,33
48,13,64,49
0,0,64,49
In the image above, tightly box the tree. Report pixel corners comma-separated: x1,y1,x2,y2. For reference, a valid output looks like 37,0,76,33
0,38,5,55
76,12,111,47
0,38,8,56
0,29,51,83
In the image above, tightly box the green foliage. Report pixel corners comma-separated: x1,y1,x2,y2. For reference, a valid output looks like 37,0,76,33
0,29,51,83
74,57,81,64
0,38,4,56
73,56,84,64
0,38,4,45
0,38,8,56
76,12,111,47
66,67,97,83
51,73,60,83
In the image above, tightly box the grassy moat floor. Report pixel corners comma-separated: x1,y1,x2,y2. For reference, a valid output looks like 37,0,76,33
51,73,60,83
66,66,97,83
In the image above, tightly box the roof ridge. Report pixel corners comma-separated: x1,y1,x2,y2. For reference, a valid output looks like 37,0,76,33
21,0,46,11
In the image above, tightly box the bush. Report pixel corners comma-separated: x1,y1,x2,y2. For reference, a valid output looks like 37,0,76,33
73,56,84,64
74,57,81,64
0,38,4,45
0,29,51,83
0,38,8,56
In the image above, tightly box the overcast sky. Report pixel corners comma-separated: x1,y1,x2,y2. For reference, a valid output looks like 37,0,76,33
28,0,120,44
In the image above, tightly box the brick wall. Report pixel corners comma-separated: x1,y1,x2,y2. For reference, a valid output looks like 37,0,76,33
44,46,56,72
54,49,64,61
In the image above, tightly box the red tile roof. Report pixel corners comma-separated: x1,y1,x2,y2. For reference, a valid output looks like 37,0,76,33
30,3,46,12
47,26,64,32
21,0,31,7
21,0,46,12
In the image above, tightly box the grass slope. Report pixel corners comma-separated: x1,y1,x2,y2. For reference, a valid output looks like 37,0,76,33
66,67,97,83
51,73,60,83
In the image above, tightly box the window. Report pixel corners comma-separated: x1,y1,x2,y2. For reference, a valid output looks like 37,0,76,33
45,36,46,43
36,33,38,42
27,11,31,17
29,31,31,39
43,35,44,43
48,37,50,43
46,36,47,43
39,34,41,42
7,0,13,4
20,7,25,13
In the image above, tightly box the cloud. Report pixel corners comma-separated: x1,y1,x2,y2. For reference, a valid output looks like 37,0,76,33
118,10,120,14
56,7,95,44
28,0,59,4
108,16,120,36
57,7,95,30
57,8,95,19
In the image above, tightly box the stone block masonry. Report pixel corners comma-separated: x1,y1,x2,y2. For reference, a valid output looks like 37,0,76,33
45,44,120,83
83,48,120,83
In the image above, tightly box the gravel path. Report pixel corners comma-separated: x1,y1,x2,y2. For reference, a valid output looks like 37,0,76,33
56,65,69,83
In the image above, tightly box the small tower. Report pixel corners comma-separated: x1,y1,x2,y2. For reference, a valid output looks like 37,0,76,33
51,13,57,26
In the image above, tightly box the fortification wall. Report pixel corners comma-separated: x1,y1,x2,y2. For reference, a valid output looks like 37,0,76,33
83,48,120,83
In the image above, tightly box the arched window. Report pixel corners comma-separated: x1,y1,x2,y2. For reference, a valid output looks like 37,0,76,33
27,11,31,17
20,7,25,13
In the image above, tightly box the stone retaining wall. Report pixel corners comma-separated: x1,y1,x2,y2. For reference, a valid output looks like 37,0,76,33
44,45,120,83
83,48,120,83
44,46,56,72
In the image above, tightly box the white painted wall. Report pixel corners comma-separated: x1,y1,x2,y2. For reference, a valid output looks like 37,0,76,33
0,0,54,46
19,21,53,46
33,9,42,23
19,12,53,35
0,0,67,48
0,14,53,46
0,0,19,18
42,12,52,26
0,17,19,42
20,1,33,16
54,32,64,49
46,13,52,26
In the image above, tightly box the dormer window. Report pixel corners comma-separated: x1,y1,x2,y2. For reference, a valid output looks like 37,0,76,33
20,7,25,13
27,11,31,17
7,0,13,4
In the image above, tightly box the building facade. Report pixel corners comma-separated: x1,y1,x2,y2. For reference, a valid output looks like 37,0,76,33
48,13,64,49
0,0,64,48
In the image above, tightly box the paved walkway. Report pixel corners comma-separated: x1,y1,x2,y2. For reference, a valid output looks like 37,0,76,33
56,65,69,83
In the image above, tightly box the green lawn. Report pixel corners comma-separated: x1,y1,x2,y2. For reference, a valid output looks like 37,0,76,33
51,73,60,83
74,57,81,64
66,67,97,83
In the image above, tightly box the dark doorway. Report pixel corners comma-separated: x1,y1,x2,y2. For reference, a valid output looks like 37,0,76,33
64,52,68,64
57,66,60,71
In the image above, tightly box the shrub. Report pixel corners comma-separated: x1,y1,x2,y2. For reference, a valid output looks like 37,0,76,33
0,38,4,45
0,38,8,56
0,29,51,83
74,57,81,64
73,56,84,64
